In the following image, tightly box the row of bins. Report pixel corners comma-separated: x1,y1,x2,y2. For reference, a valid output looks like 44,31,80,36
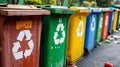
0,5,120,67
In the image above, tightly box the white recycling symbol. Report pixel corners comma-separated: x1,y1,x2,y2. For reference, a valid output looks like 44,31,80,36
99,17,103,28
105,15,109,26
77,21,84,37
12,30,34,60
54,23,65,45
91,15,96,31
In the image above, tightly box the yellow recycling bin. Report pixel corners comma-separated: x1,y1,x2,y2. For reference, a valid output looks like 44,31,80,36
67,7,90,64
112,9,120,31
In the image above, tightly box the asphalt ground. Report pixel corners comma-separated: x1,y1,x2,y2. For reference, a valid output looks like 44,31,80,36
73,31,120,67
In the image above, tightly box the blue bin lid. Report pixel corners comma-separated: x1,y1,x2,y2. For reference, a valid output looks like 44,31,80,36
109,7,116,10
87,7,102,13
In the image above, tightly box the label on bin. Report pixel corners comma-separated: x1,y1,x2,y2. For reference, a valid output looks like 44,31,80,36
105,16,109,26
54,23,65,45
16,21,32,29
91,15,96,31
77,21,84,37
12,30,34,60
99,17,103,28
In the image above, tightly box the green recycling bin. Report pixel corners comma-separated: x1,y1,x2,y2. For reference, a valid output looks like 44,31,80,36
0,0,8,4
117,11,120,29
96,8,104,42
40,6,75,67
0,0,25,4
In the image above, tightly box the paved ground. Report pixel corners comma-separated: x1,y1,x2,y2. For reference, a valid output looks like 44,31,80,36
75,31,120,67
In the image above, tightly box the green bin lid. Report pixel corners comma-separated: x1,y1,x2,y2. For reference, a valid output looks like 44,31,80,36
37,5,76,14
110,4,120,8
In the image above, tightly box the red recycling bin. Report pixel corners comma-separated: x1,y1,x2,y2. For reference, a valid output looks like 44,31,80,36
102,9,112,40
0,6,50,67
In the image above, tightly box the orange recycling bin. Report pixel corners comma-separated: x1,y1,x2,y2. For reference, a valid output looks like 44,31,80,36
102,9,112,40
0,6,50,67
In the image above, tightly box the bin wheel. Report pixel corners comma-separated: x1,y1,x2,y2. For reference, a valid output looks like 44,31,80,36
94,41,98,48
84,48,88,56
66,57,69,65
112,30,114,33
108,32,111,35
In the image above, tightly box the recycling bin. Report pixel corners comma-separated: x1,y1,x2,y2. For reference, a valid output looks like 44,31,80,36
112,9,119,31
84,8,101,53
102,8,111,40
96,8,104,43
117,11,120,29
40,6,75,67
110,5,120,29
0,5,50,67
108,8,115,34
0,0,8,4
67,7,90,64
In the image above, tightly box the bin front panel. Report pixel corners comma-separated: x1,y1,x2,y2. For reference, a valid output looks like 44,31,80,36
96,13,104,42
40,14,69,67
108,11,114,34
1,16,42,67
102,12,110,40
85,13,97,52
112,10,119,31
67,13,87,63
0,16,4,66
117,12,120,29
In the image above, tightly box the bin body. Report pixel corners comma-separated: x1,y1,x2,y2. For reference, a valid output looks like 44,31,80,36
40,7,74,67
102,11,111,40
110,5,120,29
108,9,115,34
117,11,120,29
96,12,104,42
85,13,98,52
112,9,119,31
0,8,50,67
67,8,90,63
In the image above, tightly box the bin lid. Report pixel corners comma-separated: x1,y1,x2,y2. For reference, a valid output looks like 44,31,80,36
88,7,102,13
110,4,120,8
100,8,112,13
109,7,116,11
0,5,50,16
70,7,91,14
37,5,76,14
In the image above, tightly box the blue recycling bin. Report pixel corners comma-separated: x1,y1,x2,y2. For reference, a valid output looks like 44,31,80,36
84,8,102,53
108,8,115,34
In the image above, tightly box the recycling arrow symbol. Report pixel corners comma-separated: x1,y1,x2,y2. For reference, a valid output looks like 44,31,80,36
12,30,34,60
91,15,96,31
77,21,84,37
54,23,65,45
